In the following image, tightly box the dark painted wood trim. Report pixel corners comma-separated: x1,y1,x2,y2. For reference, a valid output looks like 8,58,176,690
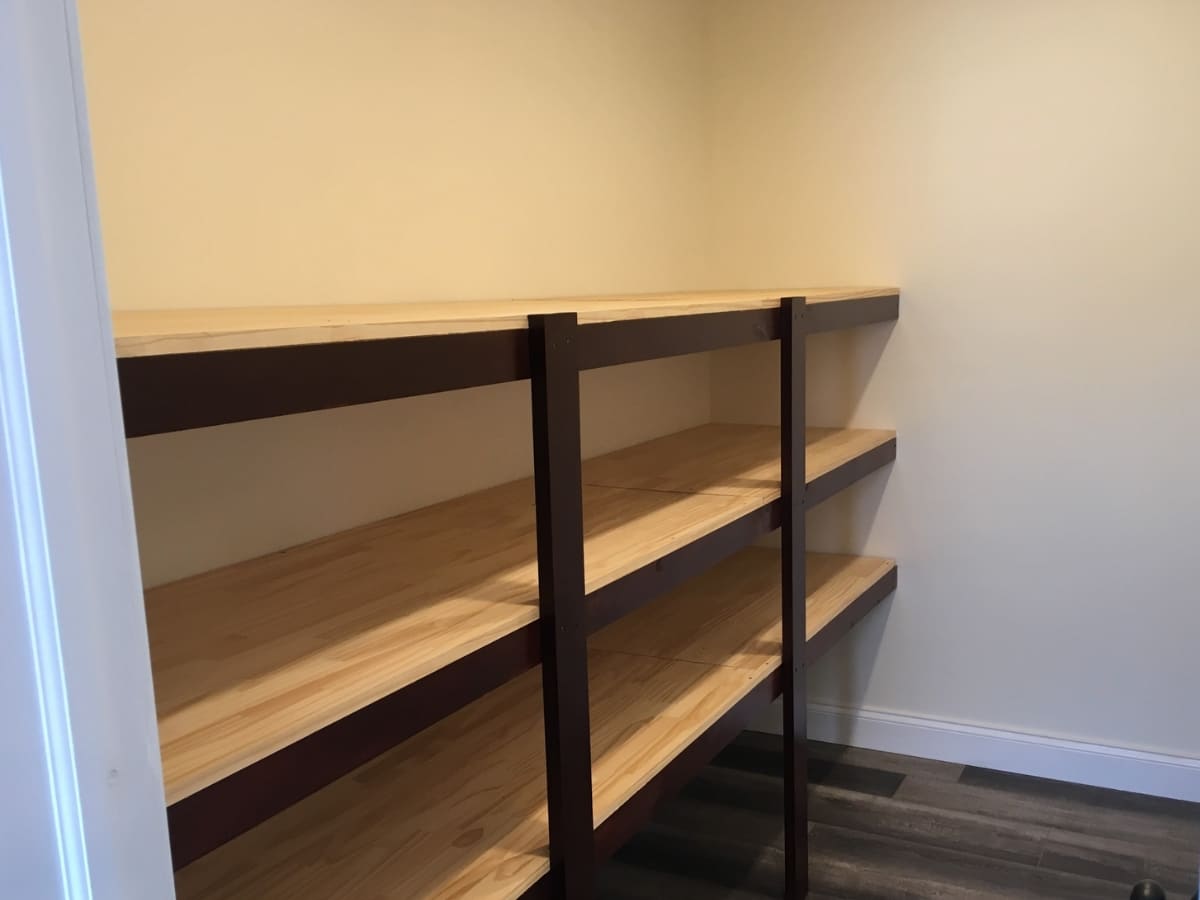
530,312,595,897
118,309,781,438
166,621,540,868
118,329,530,437
781,297,809,898
807,436,896,509
577,308,778,369
806,292,898,334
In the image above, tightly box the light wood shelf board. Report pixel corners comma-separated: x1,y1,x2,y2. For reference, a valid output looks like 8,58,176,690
583,424,779,499
113,287,898,357
806,427,896,485
583,424,895,499
174,548,894,899
806,552,897,637
175,650,760,899
591,548,896,672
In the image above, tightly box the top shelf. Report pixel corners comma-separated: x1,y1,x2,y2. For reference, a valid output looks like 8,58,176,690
114,287,899,436
113,288,898,358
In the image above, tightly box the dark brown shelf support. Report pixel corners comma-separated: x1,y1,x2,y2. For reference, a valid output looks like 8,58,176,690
118,329,529,437
577,308,778,369
530,312,596,898
807,291,898,333
781,296,809,898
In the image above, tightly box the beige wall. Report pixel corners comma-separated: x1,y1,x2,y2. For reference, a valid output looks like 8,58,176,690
78,0,715,586
708,0,1200,758
83,0,1200,769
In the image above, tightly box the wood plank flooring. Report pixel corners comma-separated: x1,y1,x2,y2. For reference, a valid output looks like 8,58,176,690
598,732,1200,899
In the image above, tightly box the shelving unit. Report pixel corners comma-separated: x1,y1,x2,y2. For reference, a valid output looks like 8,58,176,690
173,549,896,900
115,289,900,897
148,423,893,807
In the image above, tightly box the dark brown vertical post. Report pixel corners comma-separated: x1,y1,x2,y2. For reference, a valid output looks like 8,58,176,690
529,313,595,898
780,297,808,898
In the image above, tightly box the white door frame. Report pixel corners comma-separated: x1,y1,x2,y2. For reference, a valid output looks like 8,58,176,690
0,0,174,897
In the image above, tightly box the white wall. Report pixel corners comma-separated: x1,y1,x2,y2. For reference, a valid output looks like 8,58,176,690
77,0,715,586
709,0,1200,763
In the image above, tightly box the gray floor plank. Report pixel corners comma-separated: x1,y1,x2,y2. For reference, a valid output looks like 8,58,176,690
1037,835,1144,887
597,732,1200,899
961,766,1200,826
808,739,965,783
897,771,1200,856
812,822,1129,900
810,782,1047,866
1040,825,1197,892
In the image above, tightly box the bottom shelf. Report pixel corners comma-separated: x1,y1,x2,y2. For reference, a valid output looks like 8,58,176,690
175,549,896,900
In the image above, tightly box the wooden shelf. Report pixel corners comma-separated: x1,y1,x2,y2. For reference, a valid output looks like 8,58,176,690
591,548,896,669
173,548,895,900
114,288,897,358
583,423,895,505
114,289,899,436
148,423,894,806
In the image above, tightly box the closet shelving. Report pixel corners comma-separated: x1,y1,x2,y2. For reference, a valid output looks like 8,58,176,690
114,287,900,898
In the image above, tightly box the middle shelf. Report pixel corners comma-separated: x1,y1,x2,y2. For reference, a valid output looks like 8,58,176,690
147,422,896,805
174,547,897,900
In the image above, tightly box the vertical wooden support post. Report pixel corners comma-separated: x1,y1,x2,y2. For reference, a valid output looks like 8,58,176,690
529,313,595,898
780,297,808,898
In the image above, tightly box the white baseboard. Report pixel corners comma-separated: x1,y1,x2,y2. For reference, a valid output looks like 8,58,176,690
754,702,1200,802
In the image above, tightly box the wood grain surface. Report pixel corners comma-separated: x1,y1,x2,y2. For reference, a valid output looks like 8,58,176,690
113,288,898,357
174,547,895,899
582,425,895,500
148,425,891,804
591,549,896,672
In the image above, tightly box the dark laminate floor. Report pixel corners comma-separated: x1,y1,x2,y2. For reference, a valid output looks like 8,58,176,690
597,732,1200,899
